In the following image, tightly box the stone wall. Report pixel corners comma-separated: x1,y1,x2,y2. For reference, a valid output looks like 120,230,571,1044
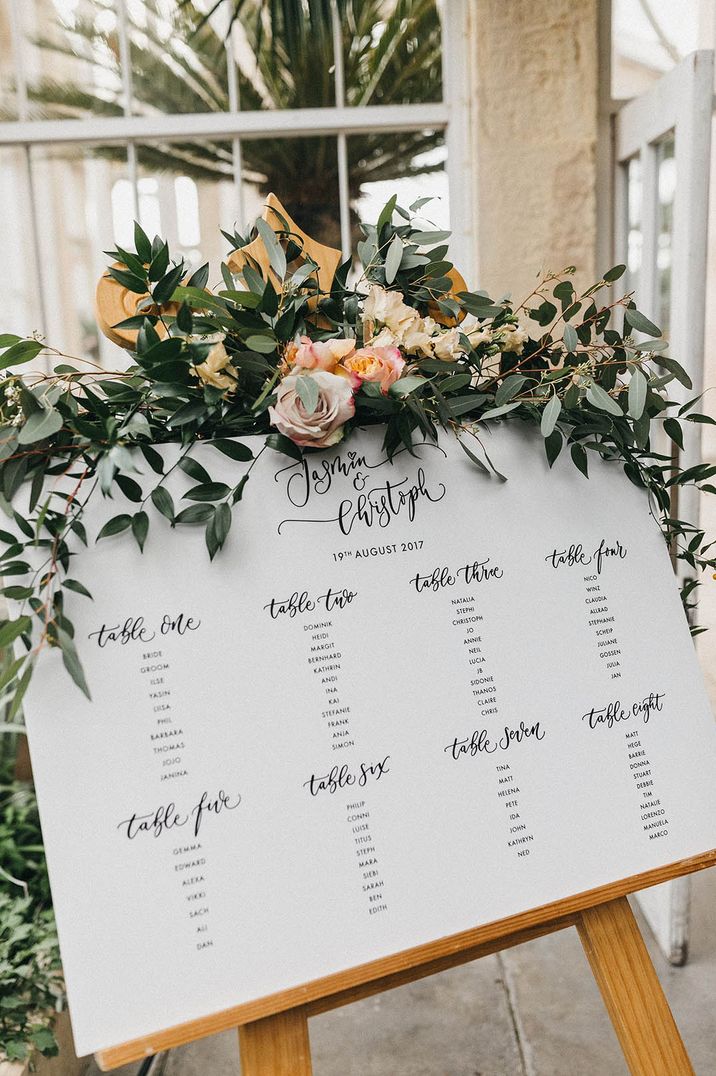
473,0,601,302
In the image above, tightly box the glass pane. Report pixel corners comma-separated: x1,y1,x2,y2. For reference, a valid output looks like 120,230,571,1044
10,142,130,363
134,139,239,265
124,3,237,116
0,1,19,120
5,0,231,121
612,0,699,99
344,0,442,106
625,155,642,298
243,136,340,249
656,133,675,336
7,140,244,369
356,132,449,240
2,0,445,123
16,0,443,119
136,140,239,267
229,8,335,112
0,148,43,336
10,0,123,122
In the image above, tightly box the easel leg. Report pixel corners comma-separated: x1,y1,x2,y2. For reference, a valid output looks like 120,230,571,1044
577,896,693,1075
238,1007,313,1076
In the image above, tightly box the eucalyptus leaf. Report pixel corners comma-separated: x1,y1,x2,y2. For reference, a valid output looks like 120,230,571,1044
384,235,404,284
628,368,647,419
541,394,562,438
17,409,63,445
495,374,527,407
625,307,661,337
245,335,277,354
563,323,579,353
603,264,626,283
295,374,320,414
664,417,684,450
63,578,93,599
456,437,490,474
255,218,287,280
56,626,91,699
0,617,31,649
479,401,522,421
586,383,623,417
0,340,43,370
411,230,451,244
390,376,427,397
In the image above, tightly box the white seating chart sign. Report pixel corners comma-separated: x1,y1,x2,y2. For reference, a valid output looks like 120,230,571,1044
22,425,716,1056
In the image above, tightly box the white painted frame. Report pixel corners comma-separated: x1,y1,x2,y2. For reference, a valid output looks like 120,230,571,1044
614,49,714,965
1,0,479,340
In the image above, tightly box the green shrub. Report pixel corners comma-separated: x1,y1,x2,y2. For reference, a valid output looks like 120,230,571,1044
0,763,64,1065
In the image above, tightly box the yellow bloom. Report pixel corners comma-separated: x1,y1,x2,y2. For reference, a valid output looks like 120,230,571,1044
192,342,237,393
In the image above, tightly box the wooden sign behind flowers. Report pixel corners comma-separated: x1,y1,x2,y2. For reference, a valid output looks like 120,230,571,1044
2,195,716,1074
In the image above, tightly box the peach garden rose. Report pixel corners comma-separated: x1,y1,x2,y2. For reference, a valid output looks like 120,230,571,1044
292,335,356,371
269,370,356,448
341,345,405,393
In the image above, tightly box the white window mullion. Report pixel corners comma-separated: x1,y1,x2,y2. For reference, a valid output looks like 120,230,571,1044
0,104,449,148
442,0,478,287
638,142,659,324
8,0,47,342
332,3,351,261
226,24,246,228
115,0,139,219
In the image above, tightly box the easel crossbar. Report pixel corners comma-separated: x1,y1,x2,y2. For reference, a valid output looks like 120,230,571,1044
95,849,715,1071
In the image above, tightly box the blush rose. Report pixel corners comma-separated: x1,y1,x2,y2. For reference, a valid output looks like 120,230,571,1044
269,371,356,448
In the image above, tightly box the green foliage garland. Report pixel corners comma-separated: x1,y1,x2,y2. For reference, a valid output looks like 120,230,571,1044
0,196,714,707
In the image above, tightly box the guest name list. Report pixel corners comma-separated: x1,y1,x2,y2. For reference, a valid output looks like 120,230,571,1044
20,426,716,1055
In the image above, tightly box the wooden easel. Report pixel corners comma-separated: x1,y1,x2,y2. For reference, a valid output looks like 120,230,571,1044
95,850,716,1075
91,202,713,1074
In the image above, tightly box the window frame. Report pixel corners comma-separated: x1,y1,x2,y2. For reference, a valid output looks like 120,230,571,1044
0,0,478,339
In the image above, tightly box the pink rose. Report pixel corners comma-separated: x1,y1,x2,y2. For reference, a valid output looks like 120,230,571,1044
341,345,405,394
268,371,356,448
292,335,356,371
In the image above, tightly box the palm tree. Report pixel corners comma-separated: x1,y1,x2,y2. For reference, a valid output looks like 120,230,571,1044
22,0,443,248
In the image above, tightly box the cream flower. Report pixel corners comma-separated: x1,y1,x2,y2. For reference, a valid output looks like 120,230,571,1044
363,284,420,337
500,324,529,354
192,341,237,393
401,317,437,356
367,326,400,349
342,346,405,394
269,371,355,448
466,325,492,347
292,335,356,372
432,327,466,361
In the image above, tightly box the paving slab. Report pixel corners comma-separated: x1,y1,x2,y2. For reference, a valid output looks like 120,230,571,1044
497,917,628,1075
309,955,524,1075
498,869,716,1076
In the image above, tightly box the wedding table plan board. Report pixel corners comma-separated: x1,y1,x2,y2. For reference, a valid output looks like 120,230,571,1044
20,424,716,1057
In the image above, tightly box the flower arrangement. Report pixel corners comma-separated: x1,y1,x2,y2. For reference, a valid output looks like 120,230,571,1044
0,193,714,704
